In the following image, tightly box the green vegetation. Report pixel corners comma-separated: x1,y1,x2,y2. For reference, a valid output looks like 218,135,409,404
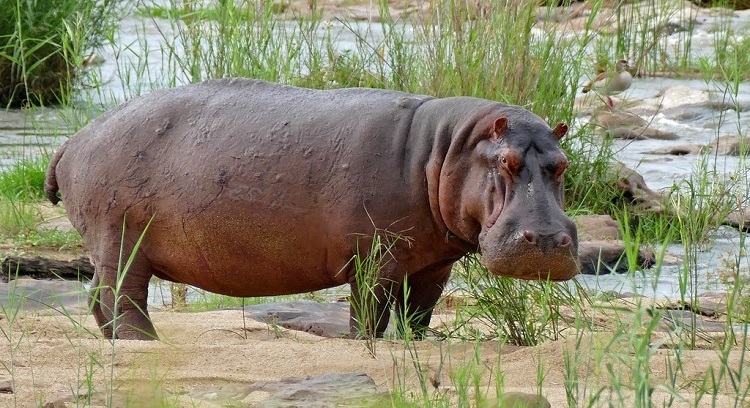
0,156,47,199
0,0,118,107
442,255,588,346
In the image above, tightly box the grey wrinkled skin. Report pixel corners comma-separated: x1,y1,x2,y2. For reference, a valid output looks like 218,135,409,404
45,78,578,340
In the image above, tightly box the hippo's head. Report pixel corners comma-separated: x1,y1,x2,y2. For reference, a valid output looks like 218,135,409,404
442,110,579,281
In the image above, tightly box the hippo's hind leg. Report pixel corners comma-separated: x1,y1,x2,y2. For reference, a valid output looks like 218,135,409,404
395,263,453,339
88,271,113,338
88,231,158,340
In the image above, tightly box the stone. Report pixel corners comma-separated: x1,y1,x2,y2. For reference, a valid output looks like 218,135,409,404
608,126,679,140
656,309,728,333
481,392,551,407
720,207,750,233
689,0,750,11
0,380,13,394
642,144,704,156
687,295,727,318
628,86,710,115
245,301,350,338
708,135,750,156
502,392,551,408
609,161,667,214
0,279,87,313
1,256,94,282
255,373,382,407
578,240,656,275
573,214,621,241
42,399,68,408
594,110,646,128
627,85,750,117
593,111,679,140
606,127,649,140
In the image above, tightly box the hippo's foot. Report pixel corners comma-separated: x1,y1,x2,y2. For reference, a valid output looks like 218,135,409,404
88,258,158,340
89,283,158,340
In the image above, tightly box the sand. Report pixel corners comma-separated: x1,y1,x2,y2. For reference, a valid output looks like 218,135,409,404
0,302,747,407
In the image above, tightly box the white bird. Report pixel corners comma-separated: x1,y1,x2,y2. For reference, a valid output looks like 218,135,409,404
582,59,633,109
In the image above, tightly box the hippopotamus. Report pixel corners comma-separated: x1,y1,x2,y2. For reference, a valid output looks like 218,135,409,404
45,78,578,340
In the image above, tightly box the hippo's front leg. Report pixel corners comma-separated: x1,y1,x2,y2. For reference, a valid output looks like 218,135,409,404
395,263,453,339
348,262,403,339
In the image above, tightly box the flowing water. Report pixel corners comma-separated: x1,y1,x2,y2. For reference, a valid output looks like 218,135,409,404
1,8,748,300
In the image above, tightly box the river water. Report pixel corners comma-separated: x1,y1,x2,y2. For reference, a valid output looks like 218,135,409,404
1,6,748,300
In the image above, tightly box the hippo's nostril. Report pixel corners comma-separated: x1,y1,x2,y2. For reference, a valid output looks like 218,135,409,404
523,230,537,245
558,234,572,248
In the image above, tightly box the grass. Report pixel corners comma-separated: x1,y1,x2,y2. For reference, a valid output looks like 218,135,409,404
439,255,587,346
10,229,83,251
0,156,47,199
0,156,48,236
0,0,749,406
0,0,118,107
349,228,404,354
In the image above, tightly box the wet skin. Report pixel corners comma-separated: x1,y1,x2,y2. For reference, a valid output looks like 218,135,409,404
45,78,578,340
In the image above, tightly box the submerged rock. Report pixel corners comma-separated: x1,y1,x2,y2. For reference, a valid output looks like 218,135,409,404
609,161,668,214
578,240,656,275
708,135,750,155
0,279,87,313
641,135,749,157
574,214,621,241
642,143,705,155
592,110,679,140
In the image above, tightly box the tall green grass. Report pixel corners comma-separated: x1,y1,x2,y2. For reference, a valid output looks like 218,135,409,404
0,0,118,107
440,255,587,346
0,156,47,199
0,158,45,236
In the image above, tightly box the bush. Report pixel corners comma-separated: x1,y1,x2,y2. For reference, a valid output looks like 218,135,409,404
0,0,118,107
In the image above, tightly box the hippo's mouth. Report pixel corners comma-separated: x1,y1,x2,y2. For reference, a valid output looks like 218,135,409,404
484,185,506,230
485,205,503,229
482,249,580,282
478,226,579,281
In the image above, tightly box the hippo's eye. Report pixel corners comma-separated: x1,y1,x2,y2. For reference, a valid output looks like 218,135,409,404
498,152,521,176
553,158,569,181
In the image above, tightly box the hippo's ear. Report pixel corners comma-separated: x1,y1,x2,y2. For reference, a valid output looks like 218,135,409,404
552,122,568,140
491,117,508,141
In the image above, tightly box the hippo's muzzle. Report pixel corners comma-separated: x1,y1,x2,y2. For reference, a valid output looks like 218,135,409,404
479,213,579,281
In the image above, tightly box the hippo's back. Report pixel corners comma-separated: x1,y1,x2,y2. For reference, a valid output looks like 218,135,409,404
51,79,438,295
57,78,432,214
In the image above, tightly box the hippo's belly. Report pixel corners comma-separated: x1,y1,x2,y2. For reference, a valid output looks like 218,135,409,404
141,209,352,297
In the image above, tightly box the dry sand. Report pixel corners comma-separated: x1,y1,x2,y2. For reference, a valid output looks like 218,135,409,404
0,302,746,407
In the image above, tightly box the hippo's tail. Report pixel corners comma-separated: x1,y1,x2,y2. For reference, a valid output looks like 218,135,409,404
44,141,68,205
